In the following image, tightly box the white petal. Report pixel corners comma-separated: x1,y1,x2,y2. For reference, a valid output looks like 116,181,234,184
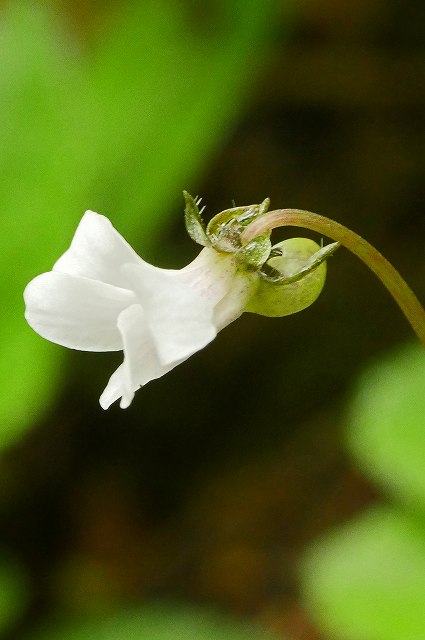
53,210,143,288
24,271,136,351
99,363,126,410
182,248,258,329
213,270,258,330
99,304,176,409
178,247,238,307
122,263,217,366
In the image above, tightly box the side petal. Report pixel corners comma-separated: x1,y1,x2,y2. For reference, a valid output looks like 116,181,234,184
122,263,217,366
53,211,144,288
24,271,136,351
99,304,176,409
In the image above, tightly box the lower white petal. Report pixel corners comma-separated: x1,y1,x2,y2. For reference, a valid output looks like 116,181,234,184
99,304,176,409
99,363,127,410
122,263,217,366
24,271,136,351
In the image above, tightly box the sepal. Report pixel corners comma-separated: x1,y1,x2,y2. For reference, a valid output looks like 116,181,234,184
235,234,272,271
206,197,270,253
260,241,340,284
183,191,210,247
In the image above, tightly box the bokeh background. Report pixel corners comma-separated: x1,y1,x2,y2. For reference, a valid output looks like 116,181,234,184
1,1,425,638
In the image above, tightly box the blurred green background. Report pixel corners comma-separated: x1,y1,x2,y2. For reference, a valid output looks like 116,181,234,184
1,0,425,638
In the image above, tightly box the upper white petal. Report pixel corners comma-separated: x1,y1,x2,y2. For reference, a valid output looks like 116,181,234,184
122,261,217,366
24,271,136,351
53,211,144,288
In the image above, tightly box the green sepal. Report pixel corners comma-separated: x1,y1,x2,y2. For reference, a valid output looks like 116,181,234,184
261,241,340,284
245,237,328,317
235,234,272,271
206,197,270,253
183,191,210,247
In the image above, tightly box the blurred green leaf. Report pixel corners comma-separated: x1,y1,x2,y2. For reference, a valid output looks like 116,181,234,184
0,2,80,446
347,344,425,511
302,343,425,639
87,0,282,238
32,604,278,640
302,506,425,640
1,0,281,446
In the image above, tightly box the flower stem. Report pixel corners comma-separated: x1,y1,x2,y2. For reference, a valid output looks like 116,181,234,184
242,209,425,346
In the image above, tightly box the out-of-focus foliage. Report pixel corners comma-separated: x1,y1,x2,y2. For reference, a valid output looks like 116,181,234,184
31,604,279,640
1,0,279,447
302,344,425,640
0,555,28,633
347,344,425,510
303,507,425,640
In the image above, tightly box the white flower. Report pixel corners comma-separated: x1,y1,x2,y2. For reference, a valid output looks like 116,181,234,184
24,211,257,409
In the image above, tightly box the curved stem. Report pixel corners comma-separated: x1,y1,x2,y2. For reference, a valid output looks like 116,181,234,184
242,209,425,346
